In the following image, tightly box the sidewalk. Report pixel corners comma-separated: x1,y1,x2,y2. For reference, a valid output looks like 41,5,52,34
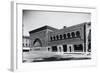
23,51,91,62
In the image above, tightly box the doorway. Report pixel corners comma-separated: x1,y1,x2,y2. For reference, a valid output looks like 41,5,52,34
63,45,67,52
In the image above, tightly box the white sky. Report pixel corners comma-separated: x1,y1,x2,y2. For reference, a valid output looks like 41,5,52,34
23,10,91,36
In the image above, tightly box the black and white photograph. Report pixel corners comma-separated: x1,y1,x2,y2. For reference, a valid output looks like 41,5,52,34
22,10,91,63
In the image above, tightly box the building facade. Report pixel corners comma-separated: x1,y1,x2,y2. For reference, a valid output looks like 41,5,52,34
29,26,58,51
28,22,91,56
48,23,85,54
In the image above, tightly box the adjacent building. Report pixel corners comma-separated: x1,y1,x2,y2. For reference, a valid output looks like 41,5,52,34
22,36,30,52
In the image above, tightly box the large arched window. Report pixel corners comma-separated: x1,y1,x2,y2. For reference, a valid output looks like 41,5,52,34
71,32,75,38
33,38,42,47
67,33,70,38
76,31,80,38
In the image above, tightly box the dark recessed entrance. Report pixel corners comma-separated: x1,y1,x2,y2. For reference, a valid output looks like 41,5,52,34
63,45,67,52
52,46,57,52
74,44,83,52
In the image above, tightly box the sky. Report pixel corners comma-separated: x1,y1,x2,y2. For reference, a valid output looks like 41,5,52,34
23,10,91,36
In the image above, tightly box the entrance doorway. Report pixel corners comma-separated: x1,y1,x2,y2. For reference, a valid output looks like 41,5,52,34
52,46,57,52
63,45,67,52
74,44,83,52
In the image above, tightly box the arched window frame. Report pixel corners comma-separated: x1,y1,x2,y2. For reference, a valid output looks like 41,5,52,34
67,33,71,38
63,34,66,39
76,31,81,38
71,32,75,38
50,36,53,41
53,36,56,40
60,34,63,40
56,35,59,40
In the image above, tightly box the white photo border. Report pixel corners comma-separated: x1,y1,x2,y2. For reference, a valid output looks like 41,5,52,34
11,1,97,72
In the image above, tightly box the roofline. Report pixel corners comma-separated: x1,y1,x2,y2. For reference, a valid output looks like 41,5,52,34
23,36,30,38
59,22,90,30
29,25,58,34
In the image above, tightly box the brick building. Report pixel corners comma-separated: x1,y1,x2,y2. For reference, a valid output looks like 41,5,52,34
28,22,91,55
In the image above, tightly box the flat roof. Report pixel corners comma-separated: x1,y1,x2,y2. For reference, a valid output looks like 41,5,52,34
23,36,30,39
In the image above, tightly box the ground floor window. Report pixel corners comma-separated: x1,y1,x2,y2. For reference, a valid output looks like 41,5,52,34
52,46,57,52
23,49,29,52
74,44,83,52
63,45,67,52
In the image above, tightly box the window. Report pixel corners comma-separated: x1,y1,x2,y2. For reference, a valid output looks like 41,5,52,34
52,46,57,52
63,34,66,39
76,31,80,38
26,43,27,47
71,32,75,38
50,37,53,41
23,50,29,52
60,35,63,40
63,45,67,52
23,43,25,47
56,35,59,40
53,36,56,40
67,33,70,38
74,44,83,52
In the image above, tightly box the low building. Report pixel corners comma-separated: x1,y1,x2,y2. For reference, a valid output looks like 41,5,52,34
28,22,91,57
22,36,30,52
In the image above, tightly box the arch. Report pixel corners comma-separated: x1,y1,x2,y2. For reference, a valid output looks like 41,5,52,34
67,33,70,38
63,34,66,39
60,34,63,39
33,38,42,47
56,35,59,40
76,31,80,37
53,36,56,40
71,32,75,38
50,36,53,41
